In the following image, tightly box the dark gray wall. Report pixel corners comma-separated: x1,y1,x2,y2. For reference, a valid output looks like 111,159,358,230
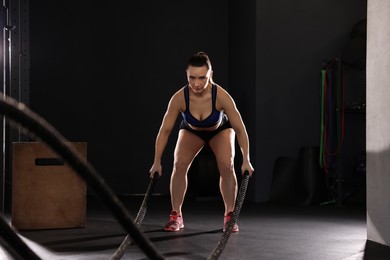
28,0,367,203
228,0,257,200
256,0,367,202
29,1,229,195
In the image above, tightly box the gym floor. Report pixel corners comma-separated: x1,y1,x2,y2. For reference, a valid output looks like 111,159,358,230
2,195,390,260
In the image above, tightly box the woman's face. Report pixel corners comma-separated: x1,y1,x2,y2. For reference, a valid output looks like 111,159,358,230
186,65,212,95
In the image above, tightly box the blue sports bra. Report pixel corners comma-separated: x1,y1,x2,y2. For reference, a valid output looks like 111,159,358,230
181,84,223,128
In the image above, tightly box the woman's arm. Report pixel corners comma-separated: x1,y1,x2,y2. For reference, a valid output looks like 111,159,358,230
217,86,255,176
149,90,183,177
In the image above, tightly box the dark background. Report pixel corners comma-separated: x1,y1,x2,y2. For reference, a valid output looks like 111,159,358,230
28,0,367,203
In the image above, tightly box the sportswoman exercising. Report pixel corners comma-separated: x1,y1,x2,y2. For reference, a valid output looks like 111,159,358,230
149,51,254,232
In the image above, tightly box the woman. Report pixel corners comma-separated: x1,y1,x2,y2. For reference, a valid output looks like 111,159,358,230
149,51,254,232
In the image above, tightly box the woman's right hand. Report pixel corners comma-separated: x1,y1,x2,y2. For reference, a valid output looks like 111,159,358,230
149,163,162,178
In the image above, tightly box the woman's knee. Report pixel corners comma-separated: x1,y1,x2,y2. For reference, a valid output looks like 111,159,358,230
218,160,235,177
173,159,191,175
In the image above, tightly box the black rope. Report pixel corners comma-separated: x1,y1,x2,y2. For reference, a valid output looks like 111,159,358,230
0,95,165,260
110,173,159,260
207,171,251,260
0,214,41,260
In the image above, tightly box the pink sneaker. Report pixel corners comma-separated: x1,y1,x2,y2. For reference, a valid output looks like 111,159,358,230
164,210,184,232
223,211,239,232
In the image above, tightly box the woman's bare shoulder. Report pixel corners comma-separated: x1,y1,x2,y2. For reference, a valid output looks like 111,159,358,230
171,85,186,100
215,84,233,100
169,85,186,111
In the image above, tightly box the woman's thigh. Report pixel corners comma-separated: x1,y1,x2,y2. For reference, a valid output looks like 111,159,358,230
208,128,235,168
174,129,205,167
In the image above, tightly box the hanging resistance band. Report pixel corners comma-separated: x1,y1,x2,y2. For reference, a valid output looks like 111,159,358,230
319,59,345,174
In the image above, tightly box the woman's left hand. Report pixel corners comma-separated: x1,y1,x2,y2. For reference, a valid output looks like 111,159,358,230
241,161,255,176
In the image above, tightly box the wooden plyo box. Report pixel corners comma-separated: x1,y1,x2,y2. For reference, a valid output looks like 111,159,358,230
12,142,87,230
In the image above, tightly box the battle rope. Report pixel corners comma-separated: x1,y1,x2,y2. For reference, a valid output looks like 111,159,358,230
0,95,165,260
207,171,251,260
0,214,41,260
110,172,159,260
